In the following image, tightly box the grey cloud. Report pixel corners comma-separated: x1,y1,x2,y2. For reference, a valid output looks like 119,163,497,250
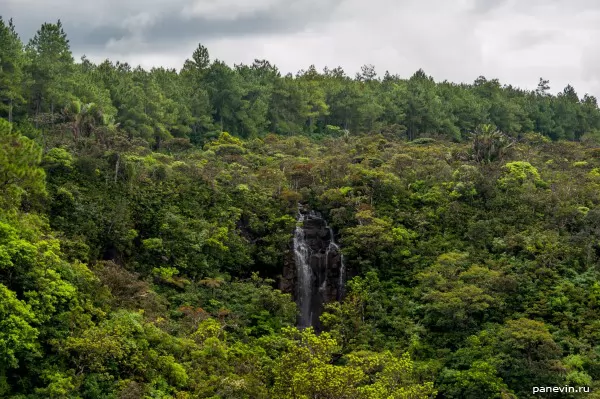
5,0,600,98
470,0,600,16
81,26,129,47
506,0,600,14
470,0,510,14
509,30,560,51
4,0,345,53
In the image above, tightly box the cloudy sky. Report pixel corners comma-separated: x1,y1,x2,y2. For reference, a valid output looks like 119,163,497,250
4,0,600,96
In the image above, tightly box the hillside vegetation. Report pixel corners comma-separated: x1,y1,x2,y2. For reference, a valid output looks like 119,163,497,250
2,17,600,399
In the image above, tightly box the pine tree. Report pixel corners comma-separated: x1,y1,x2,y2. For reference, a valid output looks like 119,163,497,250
0,18,26,123
25,20,75,126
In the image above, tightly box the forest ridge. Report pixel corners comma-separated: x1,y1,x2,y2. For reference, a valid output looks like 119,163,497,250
2,17,600,399
2,18,600,145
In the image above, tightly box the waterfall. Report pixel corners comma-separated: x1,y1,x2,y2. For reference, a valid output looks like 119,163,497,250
293,207,346,329
294,211,312,328
339,253,346,299
325,220,346,300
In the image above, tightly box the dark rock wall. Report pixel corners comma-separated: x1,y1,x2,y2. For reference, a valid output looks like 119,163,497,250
280,209,345,330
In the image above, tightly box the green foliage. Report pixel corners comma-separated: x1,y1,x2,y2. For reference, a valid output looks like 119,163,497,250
5,18,600,145
471,124,514,163
438,360,511,399
272,327,436,399
0,119,46,207
2,17,600,397
0,283,39,369
0,17,25,123
497,161,546,190
3,115,600,397
25,20,75,122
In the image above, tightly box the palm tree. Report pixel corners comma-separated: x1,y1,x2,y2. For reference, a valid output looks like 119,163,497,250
199,276,225,297
61,100,112,141
472,124,516,163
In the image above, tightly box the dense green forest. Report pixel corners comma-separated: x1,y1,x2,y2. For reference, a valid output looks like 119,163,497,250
3,17,600,398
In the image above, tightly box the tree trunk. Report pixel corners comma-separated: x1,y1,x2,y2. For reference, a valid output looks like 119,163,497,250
114,154,120,184
35,98,40,129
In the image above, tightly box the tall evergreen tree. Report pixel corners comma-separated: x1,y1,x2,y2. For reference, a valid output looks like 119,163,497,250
0,18,25,123
25,20,75,124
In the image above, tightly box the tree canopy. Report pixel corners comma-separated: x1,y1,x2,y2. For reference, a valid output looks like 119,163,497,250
1,16,600,399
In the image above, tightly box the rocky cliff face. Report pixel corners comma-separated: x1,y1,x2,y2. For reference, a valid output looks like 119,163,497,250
279,207,345,330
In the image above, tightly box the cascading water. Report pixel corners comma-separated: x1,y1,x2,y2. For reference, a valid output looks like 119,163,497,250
325,219,346,300
292,206,346,329
339,253,346,299
294,211,312,328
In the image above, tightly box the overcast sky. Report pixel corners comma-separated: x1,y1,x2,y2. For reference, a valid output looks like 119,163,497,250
4,0,600,97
